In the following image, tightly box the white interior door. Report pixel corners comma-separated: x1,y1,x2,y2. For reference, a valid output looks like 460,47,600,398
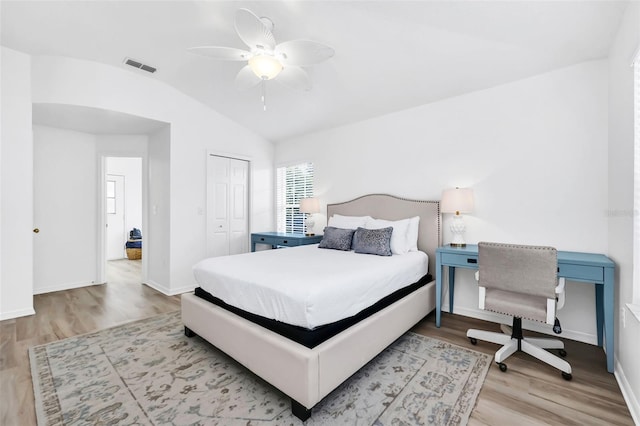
106,174,126,260
207,155,249,257
33,131,99,293
229,159,249,255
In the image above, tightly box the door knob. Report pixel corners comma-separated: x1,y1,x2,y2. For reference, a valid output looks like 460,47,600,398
33,228,40,233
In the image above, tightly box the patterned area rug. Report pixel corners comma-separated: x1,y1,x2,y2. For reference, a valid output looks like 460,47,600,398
30,311,491,425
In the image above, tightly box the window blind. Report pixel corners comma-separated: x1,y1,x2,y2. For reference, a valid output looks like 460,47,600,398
276,163,314,234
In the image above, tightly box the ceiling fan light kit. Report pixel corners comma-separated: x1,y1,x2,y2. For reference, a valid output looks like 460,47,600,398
188,8,334,110
248,54,283,80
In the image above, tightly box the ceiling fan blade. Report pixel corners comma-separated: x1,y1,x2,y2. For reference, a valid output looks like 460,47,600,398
235,65,262,90
275,40,334,66
188,46,252,61
276,66,312,91
235,8,276,51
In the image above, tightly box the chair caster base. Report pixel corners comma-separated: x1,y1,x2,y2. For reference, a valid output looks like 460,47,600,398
497,362,507,372
562,371,572,381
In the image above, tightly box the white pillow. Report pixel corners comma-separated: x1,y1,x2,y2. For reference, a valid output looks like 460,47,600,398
327,214,372,230
366,217,412,255
407,216,420,252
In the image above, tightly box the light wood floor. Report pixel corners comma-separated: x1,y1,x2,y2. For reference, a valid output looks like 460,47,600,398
0,260,181,425
0,264,633,425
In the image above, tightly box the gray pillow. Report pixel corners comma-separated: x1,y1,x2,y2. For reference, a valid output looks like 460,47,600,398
353,227,393,256
318,227,355,251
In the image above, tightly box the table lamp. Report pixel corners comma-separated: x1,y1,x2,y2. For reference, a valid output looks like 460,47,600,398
299,197,320,236
441,187,474,247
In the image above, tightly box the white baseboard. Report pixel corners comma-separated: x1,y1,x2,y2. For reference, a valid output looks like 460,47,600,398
33,280,104,295
167,284,197,296
0,307,36,321
445,305,598,345
143,280,194,296
144,279,171,295
615,360,640,425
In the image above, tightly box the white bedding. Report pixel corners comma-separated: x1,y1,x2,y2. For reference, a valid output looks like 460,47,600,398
192,244,429,329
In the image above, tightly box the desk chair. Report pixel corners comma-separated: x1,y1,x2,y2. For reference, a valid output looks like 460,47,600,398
466,242,572,380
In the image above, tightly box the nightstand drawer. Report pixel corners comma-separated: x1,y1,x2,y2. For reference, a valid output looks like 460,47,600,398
440,252,479,268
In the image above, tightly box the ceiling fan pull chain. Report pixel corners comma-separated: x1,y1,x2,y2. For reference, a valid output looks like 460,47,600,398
261,79,267,111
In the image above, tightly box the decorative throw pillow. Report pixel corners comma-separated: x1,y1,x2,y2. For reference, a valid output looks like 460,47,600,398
367,217,411,255
318,227,356,251
353,227,393,256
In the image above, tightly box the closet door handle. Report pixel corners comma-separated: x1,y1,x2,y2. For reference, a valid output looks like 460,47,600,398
33,228,40,233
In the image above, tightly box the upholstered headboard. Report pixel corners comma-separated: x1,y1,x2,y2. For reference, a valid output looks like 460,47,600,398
326,194,441,275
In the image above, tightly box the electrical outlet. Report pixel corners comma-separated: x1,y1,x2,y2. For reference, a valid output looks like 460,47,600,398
621,307,626,328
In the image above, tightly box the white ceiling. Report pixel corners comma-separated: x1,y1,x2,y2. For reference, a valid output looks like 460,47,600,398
1,1,630,142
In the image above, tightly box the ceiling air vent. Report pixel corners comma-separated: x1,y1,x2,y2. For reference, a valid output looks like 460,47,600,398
124,57,157,74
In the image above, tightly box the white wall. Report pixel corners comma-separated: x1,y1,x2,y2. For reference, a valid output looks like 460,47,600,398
0,47,34,320
1,50,273,317
147,125,171,291
4,54,274,301
608,1,640,421
31,129,150,293
276,60,609,344
32,125,98,293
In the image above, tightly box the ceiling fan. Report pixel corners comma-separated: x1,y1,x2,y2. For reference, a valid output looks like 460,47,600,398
188,8,334,110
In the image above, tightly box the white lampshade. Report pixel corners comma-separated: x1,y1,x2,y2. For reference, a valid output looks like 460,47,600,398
441,187,474,215
248,54,283,80
299,197,320,214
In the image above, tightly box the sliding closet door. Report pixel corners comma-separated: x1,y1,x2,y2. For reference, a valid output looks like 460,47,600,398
207,155,249,257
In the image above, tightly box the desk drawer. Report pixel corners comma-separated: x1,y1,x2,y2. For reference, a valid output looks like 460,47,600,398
440,253,479,268
254,236,278,246
275,237,297,247
558,263,603,282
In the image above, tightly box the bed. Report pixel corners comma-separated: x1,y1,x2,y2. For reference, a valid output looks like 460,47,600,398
181,194,441,420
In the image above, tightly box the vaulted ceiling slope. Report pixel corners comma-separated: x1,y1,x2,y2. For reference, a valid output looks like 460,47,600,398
1,1,629,142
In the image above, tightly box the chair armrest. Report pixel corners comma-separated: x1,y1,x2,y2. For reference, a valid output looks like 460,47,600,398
555,277,566,310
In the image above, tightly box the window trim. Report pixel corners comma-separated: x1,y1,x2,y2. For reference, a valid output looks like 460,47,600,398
276,162,314,235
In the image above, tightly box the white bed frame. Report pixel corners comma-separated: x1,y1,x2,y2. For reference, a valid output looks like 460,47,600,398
181,194,441,420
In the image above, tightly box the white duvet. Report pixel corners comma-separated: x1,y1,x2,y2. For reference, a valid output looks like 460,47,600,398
192,244,428,329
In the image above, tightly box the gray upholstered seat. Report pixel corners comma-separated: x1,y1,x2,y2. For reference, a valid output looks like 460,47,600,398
466,242,572,380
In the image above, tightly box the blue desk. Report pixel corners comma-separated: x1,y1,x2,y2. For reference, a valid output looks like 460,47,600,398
435,244,615,373
251,232,323,252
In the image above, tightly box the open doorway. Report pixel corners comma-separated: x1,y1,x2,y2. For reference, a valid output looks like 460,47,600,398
105,157,143,285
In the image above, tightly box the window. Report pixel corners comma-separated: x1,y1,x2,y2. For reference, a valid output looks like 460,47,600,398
106,180,116,214
276,162,314,234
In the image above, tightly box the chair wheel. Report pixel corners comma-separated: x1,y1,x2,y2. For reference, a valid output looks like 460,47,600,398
558,349,567,357
469,337,478,345
497,362,507,372
562,371,572,381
